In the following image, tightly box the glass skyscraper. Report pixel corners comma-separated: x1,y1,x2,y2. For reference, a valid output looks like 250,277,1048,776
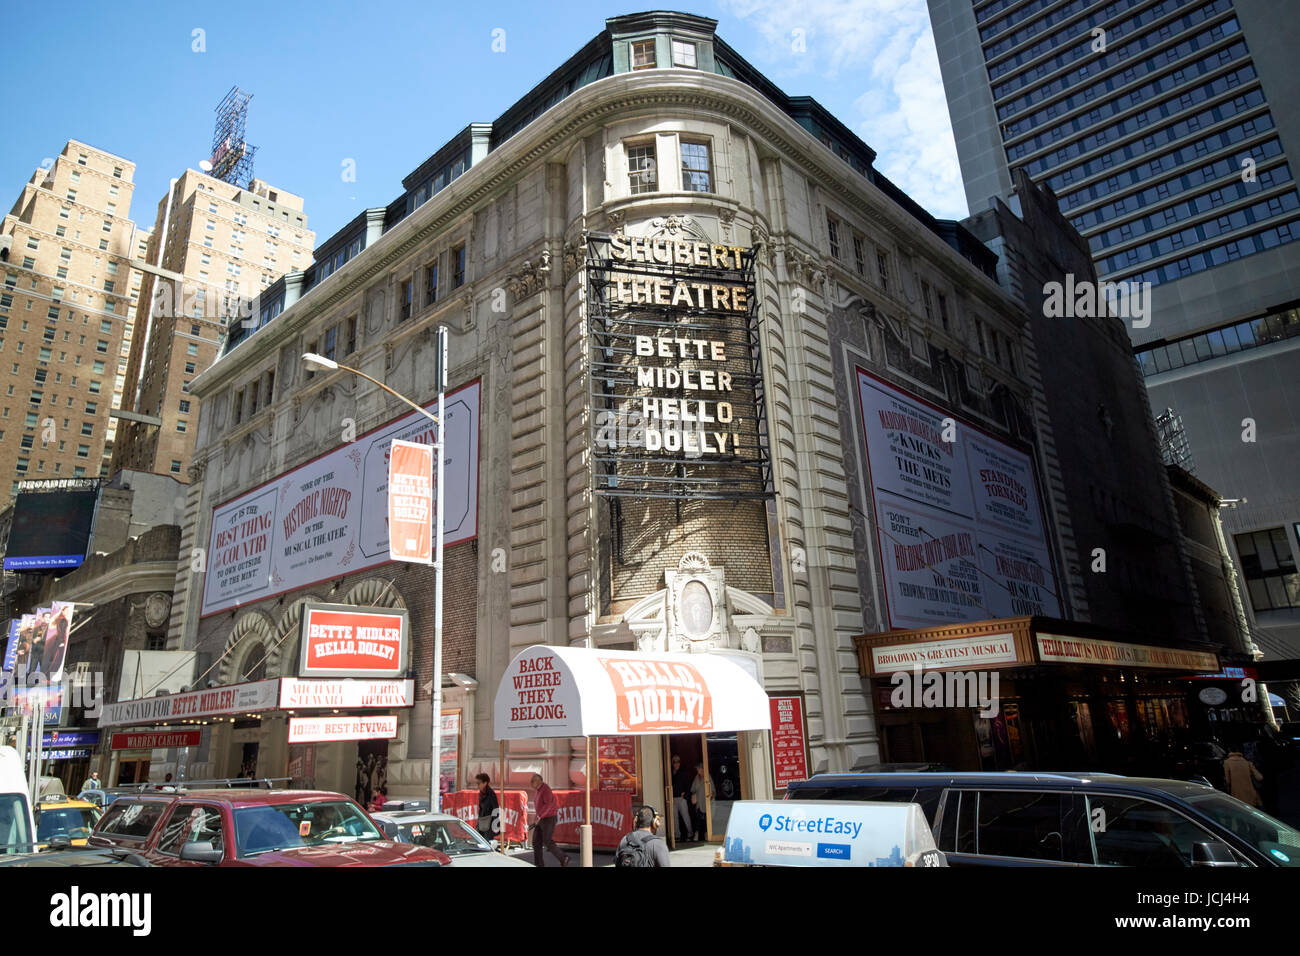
929,0,1300,663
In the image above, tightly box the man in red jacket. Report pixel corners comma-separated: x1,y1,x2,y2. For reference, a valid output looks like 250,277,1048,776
529,773,570,868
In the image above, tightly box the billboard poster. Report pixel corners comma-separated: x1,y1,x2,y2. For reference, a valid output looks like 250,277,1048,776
2,620,19,672
596,736,639,793
440,710,461,793
298,604,409,678
856,369,1061,629
288,715,398,744
387,439,433,564
2,482,98,571
201,380,479,616
769,695,810,790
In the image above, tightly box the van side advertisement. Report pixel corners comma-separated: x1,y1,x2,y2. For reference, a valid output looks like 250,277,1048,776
200,380,479,616
856,369,1061,629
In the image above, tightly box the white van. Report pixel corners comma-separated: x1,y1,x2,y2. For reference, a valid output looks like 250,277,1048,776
0,746,36,854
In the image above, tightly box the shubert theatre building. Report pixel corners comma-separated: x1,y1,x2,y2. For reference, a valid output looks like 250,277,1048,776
96,12,1226,835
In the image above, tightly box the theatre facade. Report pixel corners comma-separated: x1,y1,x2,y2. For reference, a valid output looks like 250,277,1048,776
101,13,1220,828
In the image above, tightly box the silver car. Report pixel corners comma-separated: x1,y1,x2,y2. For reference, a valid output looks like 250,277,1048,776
371,810,533,867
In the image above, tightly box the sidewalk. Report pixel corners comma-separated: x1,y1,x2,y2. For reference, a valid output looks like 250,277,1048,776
508,841,718,867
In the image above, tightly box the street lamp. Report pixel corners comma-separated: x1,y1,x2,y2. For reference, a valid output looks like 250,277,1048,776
301,342,447,812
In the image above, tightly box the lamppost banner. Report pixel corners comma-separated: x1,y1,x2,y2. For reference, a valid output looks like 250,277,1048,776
387,439,433,564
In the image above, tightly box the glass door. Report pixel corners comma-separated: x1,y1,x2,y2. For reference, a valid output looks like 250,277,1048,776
704,732,743,841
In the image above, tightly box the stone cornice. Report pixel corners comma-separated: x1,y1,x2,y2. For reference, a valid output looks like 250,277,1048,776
50,561,177,608
192,71,1015,398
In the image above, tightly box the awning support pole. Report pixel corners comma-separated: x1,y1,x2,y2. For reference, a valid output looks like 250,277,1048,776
581,736,593,868
498,739,506,853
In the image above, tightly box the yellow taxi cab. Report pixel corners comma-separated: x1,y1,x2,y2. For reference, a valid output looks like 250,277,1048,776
34,797,102,851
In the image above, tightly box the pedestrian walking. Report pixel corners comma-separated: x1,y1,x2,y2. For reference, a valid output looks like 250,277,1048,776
80,770,101,792
528,773,570,867
689,762,714,840
1223,747,1264,807
614,806,670,867
475,772,499,839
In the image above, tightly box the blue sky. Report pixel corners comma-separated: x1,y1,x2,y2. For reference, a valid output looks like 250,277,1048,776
4,0,967,244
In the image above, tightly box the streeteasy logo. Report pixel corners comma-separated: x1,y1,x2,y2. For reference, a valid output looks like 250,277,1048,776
50,887,151,937
758,812,863,840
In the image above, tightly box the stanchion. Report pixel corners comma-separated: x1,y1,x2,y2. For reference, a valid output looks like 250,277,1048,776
581,737,593,867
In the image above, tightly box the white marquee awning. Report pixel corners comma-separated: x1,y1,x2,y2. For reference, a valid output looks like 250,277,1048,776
493,645,772,740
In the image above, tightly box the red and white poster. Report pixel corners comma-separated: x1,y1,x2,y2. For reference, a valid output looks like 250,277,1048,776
387,439,433,564
597,736,639,793
287,715,398,744
599,657,714,734
110,729,201,751
299,604,408,678
769,695,809,790
552,789,634,849
443,789,528,843
200,380,480,617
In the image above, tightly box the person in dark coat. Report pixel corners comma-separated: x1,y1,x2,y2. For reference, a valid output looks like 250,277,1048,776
475,772,499,839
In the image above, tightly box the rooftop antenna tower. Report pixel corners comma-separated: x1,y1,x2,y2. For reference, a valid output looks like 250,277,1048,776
205,85,258,188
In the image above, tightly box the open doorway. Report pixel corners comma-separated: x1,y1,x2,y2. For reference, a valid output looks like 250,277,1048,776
355,740,389,809
664,732,745,846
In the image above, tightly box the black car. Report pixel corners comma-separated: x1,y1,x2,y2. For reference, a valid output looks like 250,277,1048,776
786,771,1300,867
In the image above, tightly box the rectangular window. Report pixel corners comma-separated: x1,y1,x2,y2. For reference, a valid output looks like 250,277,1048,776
170,460,181,474
346,315,358,355
177,420,187,432
1234,528,1300,611
184,362,195,374
627,143,657,195
680,141,712,192
323,327,337,361
232,389,244,424
452,246,466,288
876,249,890,292
827,216,841,259
187,343,198,356
80,422,93,436
400,280,413,321
631,39,656,70
671,39,697,68
853,236,866,276
921,282,934,321
425,262,439,306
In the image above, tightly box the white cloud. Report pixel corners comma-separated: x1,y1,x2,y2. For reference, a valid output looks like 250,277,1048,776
720,0,970,219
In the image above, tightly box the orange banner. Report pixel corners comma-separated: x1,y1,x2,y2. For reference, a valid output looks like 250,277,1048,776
599,657,713,733
387,439,433,564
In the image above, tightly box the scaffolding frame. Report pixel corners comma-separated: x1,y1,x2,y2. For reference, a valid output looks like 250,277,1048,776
208,86,258,189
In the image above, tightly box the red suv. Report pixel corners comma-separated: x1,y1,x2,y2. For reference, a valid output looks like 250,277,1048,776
88,790,450,866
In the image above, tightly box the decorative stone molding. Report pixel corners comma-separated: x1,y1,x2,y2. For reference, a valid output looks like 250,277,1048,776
144,592,172,629
215,609,277,684
648,215,705,239
606,210,625,233
785,248,826,290
665,552,728,652
505,250,552,299
562,234,587,283
186,459,206,482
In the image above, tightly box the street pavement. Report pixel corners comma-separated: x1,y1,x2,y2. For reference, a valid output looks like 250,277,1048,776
508,840,717,867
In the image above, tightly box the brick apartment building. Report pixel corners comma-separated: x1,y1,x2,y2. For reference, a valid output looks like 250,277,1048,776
0,141,142,507
111,170,314,480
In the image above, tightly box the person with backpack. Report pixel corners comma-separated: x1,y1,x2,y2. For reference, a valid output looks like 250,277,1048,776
615,805,670,867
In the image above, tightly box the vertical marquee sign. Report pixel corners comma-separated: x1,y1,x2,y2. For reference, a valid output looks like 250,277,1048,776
586,232,772,501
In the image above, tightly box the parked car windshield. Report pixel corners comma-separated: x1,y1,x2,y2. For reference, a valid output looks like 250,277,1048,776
37,806,99,841
233,801,383,857
397,818,494,856
1182,791,1300,866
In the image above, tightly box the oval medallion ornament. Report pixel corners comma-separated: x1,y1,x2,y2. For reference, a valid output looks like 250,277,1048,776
1198,687,1228,706
680,580,714,640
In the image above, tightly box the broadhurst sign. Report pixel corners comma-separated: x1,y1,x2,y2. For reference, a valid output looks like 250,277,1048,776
200,379,479,616
856,369,1061,629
